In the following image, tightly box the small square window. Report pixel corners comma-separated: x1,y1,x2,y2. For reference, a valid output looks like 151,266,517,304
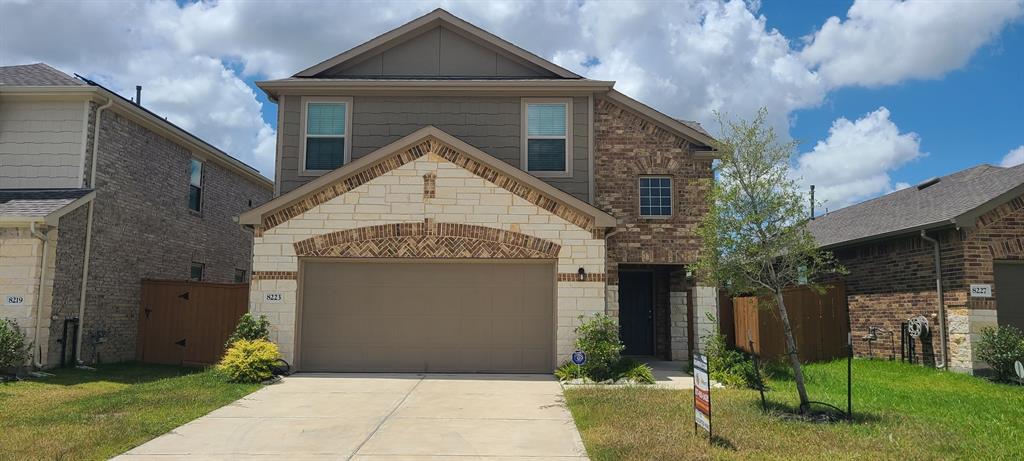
639,177,672,217
190,262,205,281
234,269,247,283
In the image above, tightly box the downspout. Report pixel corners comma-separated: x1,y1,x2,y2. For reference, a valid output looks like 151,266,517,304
920,230,948,369
29,222,49,369
75,97,112,365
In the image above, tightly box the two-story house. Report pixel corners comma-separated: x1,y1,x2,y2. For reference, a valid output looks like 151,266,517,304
0,63,272,368
238,9,718,372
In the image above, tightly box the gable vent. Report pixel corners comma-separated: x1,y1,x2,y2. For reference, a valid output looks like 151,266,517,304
916,177,940,190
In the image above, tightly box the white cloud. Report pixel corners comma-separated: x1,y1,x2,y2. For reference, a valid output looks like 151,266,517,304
1,0,1020,191
1000,145,1024,167
801,0,1024,87
793,107,924,210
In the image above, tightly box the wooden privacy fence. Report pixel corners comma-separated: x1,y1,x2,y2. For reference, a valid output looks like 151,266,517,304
730,283,849,362
136,280,249,366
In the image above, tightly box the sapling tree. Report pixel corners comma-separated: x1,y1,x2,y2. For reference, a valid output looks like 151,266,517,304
695,108,842,413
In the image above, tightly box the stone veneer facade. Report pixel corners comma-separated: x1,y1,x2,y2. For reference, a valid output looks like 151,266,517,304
830,193,1024,373
249,137,606,365
592,97,716,359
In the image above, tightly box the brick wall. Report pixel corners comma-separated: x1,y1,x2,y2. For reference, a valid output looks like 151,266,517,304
830,229,964,364
47,107,271,365
592,97,713,286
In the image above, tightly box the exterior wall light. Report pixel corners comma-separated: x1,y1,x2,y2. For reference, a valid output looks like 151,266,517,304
577,267,586,281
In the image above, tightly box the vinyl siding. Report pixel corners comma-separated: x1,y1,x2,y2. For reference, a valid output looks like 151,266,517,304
276,95,590,201
0,99,86,189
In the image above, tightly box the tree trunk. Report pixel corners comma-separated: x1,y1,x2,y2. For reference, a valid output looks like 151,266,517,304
774,289,811,413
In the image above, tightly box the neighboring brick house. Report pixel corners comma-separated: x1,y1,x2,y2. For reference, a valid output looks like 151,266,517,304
0,63,273,367
809,163,1024,373
238,9,718,372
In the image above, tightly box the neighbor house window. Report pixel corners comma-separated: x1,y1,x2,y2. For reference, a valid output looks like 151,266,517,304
190,262,205,281
188,159,203,212
303,98,351,172
523,99,571,175
234,269,247,283
639,176,672,217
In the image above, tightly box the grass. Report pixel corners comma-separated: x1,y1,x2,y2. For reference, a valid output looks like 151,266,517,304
0,363,260,461
564,359,1024,460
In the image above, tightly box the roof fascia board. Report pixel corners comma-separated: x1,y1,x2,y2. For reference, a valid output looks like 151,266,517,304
603,90,718,151
295,10,581,79
44,191,96,226
239,126,616,228
256,80,614,102
0,86,100,102
818,220,957,250
0,216,44,226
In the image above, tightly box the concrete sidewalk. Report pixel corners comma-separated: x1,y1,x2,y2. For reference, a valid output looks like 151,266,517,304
115,373,588,460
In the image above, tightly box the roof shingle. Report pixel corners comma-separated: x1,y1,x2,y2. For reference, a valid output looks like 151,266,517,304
808,164,1024,247
0,189,92,218
0,63,84,86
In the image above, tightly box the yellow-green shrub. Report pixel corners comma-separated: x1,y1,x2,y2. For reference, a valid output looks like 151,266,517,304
217,339,279,383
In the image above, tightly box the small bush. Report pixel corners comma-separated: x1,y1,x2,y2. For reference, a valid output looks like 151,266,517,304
225,313,271,349
703,328,759,388
554,362,586,381
217,339,279,383
0,318,31,370
574,313,625,381
614,358,656,384
976,325,1024,381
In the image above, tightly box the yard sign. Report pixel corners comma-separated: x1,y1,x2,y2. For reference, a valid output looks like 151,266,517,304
693,353,712,438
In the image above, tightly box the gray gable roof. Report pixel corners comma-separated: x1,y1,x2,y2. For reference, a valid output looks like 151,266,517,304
809,163,1024,248
0,188,92,217
0,63,84,86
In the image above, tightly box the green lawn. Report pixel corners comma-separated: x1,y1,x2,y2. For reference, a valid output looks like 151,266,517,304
564,359,1024,460
0,363,260,461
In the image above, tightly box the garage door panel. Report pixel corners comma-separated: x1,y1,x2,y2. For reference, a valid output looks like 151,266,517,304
300,260,554,372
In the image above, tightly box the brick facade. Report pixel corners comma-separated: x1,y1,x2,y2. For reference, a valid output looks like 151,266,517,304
592,97,715,359
829,195,1024,372
46,107,271,365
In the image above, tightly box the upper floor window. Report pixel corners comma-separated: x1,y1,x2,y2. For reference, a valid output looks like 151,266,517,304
190,262,205,281
523,99,571,176
189,159,203,213
303,98,351,173
639,176,672,217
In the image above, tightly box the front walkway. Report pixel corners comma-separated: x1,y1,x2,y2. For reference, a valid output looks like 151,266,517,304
116,373,588,460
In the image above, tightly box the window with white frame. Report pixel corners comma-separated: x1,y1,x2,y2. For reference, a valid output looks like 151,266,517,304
188,159,203,212
524,100,569,174
639,176,672,217
303,99,349,171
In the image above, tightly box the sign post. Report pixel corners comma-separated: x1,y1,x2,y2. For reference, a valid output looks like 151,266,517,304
693,352,712,441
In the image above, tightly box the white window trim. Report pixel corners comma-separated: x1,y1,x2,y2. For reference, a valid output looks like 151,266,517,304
300,96,353,177
188,157,204,214
521,98,573,178
638,175,673,219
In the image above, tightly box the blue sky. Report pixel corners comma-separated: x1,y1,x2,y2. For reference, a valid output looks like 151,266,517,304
762,0,1024,191
3,0,1021,211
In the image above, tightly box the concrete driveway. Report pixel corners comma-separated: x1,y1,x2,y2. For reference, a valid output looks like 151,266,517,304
116,373,588,460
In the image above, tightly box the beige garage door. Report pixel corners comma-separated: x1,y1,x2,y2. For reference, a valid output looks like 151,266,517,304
299,260,555,373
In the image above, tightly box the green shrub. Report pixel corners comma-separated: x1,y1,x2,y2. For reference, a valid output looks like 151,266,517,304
217,339,280,383
225,313,271,349
554,362,586,381
0,318,30,370
614,358,656,384
574,313,625,381
977,325,1024,381
702,328,759,388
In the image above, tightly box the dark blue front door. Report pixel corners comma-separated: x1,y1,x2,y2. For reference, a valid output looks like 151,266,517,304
619,271,654,355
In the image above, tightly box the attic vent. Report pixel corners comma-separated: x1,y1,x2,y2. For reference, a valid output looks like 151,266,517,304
916,177,940,190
